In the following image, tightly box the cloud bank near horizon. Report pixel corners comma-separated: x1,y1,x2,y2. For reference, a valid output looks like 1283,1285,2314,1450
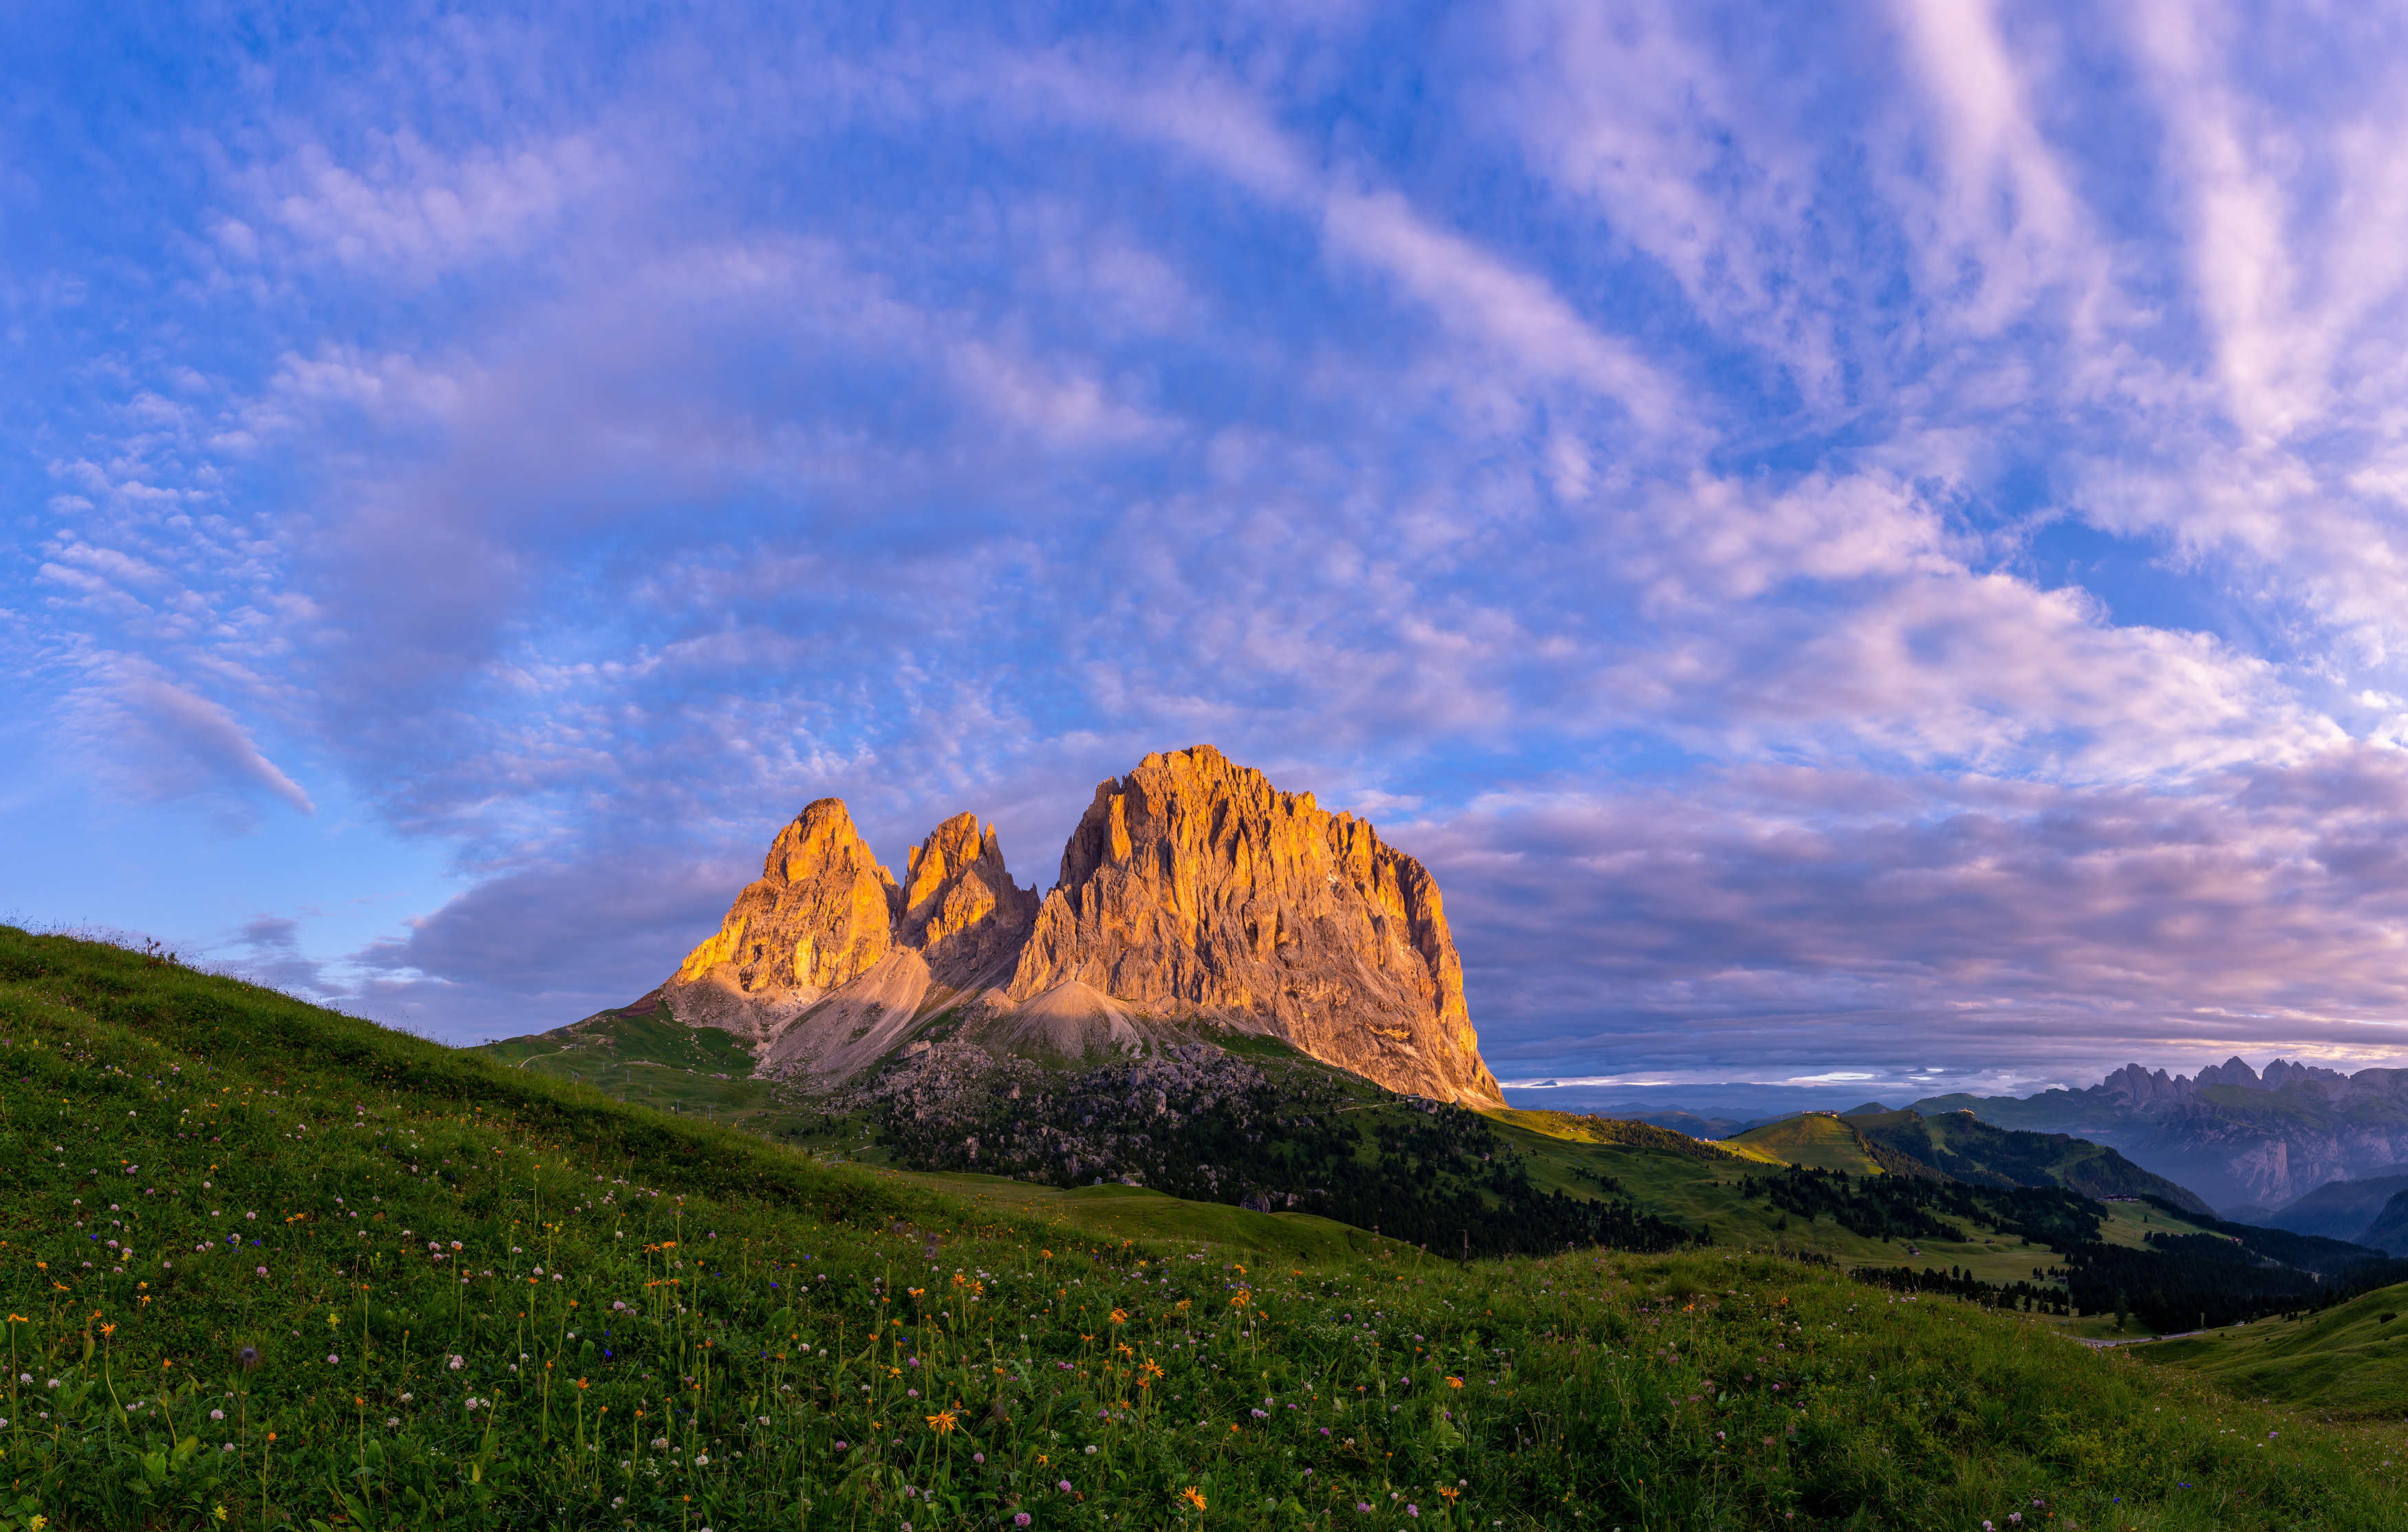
12,2,2408,1081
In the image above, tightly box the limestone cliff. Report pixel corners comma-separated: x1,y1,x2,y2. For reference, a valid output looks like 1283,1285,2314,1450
1002,746,1503,1108
902,811,1042,986
656,746,1505,1109
660,798,901,1036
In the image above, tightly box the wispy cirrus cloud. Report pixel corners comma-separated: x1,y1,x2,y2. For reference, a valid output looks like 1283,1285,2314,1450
10,0,2408,1082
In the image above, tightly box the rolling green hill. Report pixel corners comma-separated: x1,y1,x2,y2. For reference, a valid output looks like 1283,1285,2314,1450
8,925,2408,1531
481,1006,841,1141
1845,1107,2213,1213
1721,1112,1893,1174
2137,1280,2408,1418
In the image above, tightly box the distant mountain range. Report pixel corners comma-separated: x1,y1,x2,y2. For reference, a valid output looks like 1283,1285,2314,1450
1593,1059,2408,1222
1899,1056,2408,1217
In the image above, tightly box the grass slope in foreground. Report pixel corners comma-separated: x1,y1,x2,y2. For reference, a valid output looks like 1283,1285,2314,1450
0,931,2403,1529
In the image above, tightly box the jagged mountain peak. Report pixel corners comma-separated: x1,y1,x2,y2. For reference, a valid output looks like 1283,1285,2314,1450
652,746,1503,1107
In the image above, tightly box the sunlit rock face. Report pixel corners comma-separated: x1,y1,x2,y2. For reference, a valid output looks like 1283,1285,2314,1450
661,797,901,1036
1004,746,1503,1108
654,746,1503,1108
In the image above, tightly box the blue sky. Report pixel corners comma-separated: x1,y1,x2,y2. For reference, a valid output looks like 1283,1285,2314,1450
12,1,2408,1103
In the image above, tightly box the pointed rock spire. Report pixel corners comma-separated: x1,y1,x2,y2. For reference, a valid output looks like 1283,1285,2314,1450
1004,744,1503,1108
665,798,900,1031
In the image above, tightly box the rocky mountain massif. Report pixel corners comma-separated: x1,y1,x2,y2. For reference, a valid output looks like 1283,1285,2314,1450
1915,1055,2408,1216
655,745,1504,1108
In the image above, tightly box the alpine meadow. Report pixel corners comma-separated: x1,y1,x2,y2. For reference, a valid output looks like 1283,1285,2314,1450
5,927,2408,1532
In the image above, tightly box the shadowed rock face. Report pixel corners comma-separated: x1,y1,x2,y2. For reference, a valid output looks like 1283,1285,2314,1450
903,811,1041,986
1004,746,1503,1108
655,746,1504,1108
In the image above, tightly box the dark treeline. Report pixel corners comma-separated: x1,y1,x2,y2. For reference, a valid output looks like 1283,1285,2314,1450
1745,1164,2105,1251
1830,1180,2408,1333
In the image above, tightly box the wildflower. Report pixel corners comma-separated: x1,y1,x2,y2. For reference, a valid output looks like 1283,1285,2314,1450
1408,1507,1420,1518
1110,1308,1128,1324
1058,1481,1073,1493
926,1411,958,1434
448,1356,464,1370
1445,1377,1464,1389
1183,1487,1208,1511
235,1347,260,1372
834,1441,848,1452
326,1354,339,1365
211,1408,226,1421
1357,1504,1372,1513
1015,1517,1031,1528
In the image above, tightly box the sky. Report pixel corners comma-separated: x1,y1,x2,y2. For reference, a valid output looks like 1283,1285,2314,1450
12,1,2408,1105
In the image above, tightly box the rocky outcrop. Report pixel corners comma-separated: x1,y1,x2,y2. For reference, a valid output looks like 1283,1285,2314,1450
901,812,1041,986
661,798,901,1037
667,806,1040,1079
1002,746,1502,1108
654,745,1506,1108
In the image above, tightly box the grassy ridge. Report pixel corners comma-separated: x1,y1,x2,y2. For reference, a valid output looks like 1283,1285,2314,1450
1,929,2406,1529
1721,1117,1886,1176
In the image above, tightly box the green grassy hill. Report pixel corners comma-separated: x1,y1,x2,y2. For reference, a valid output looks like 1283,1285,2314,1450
1846,1108,2213,1213
8,925,2408,1530
1721,1113,1889,1174
481,1006,842,1143
2137,1281,2408,1418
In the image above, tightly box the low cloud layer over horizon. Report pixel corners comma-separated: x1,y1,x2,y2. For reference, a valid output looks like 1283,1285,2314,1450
12,2,2408,1092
